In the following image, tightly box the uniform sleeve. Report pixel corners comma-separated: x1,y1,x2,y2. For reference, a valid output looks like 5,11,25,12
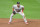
12,5,15,8
22,6,24,9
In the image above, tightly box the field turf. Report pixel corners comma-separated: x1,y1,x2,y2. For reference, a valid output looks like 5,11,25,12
0,0,40,19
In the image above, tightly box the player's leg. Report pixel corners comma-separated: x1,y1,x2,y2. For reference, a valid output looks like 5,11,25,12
19,12,28,24
8,11,16,24
8,13,14,24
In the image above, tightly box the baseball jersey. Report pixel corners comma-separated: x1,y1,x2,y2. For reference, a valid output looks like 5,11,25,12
12,5,24,12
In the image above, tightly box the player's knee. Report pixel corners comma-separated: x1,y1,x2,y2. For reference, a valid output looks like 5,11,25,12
22,13,24,16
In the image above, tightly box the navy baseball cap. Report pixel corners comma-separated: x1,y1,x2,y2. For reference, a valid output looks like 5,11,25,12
17,2,20,4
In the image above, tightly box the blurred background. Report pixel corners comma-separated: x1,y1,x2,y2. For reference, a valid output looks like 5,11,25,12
0,0,40,19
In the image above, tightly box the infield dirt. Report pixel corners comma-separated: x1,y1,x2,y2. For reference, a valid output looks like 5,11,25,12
0,18,40,27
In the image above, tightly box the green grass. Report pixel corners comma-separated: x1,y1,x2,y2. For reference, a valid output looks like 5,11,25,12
0,0,40,19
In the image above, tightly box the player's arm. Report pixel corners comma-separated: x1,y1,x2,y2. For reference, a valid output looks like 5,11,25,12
22,6,24,12
12,5,15,11
12,5,16,14
13,8,14,11
22,8,24,12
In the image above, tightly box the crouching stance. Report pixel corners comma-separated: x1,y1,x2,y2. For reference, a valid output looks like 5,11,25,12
8,2,28,24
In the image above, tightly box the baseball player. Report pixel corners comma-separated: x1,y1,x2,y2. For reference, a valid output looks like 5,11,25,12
8,2,28,24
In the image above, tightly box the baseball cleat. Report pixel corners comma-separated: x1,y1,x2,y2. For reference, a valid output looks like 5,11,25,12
8,22,11,24
25,22,28,24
